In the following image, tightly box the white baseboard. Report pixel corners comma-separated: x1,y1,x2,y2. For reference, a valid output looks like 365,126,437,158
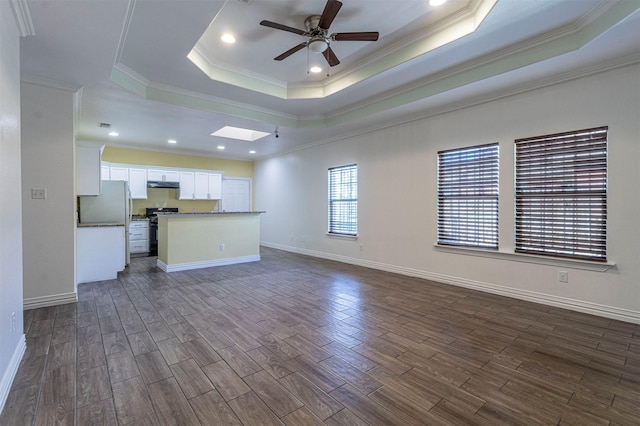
23,291,77,310
157,255,260,272
261,242,640,325
0,335,26,414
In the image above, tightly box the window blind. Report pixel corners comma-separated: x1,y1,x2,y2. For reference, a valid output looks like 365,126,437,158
437,143,499,249
515,126,607,261
328,164,358,235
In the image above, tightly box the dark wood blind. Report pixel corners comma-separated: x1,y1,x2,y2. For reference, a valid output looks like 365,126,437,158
515,126,607,261
438,143,499,249
328,164,357,236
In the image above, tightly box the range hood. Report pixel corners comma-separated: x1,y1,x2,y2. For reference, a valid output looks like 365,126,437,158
147,180,179,189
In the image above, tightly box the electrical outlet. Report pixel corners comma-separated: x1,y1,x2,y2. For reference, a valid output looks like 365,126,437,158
558,271,569,283
10,312,16,333
359,244,363,252
220,243,225,251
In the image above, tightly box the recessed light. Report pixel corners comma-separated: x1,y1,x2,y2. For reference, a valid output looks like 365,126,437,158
217,145,225,150
249,150,256,154
221,33,236,44
108,131,119,137
429,0,447,6
168,139,177,144
309,66,322,73
211,126,270,142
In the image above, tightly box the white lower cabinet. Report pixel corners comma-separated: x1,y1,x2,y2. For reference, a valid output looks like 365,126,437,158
77,225,126,283
129,220,149,254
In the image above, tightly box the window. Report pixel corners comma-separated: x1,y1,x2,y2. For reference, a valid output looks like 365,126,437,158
437,143,499,249
515,126,607,261
328,164,358,236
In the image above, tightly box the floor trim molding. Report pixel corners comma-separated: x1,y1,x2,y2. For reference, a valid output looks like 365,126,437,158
23,292,78,310
157,255,261,272
261,242,640,324
0,335,26,414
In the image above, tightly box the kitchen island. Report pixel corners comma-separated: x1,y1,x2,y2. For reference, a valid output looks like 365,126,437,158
156,212,264,272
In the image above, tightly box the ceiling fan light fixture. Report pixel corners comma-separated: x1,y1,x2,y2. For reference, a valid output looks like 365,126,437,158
221,33,236,44
309,66,322,73
308,38,328,53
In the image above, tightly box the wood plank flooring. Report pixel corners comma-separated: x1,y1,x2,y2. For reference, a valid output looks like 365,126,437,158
2,247,639,425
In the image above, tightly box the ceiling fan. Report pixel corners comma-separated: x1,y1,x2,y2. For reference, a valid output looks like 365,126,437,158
259,0,379,67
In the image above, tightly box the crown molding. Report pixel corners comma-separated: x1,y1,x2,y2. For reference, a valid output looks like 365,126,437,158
9,0,35,37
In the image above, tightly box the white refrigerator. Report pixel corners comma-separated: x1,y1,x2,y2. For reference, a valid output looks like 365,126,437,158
78,180,132,265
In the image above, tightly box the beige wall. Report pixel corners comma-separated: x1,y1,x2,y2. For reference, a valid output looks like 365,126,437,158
102,147,254,215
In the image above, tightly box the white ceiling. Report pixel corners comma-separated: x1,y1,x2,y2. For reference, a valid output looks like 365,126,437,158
18,0,640,160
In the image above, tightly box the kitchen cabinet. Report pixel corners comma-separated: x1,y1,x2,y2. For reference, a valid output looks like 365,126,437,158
76,143,104,196
179,171,195,200
128,168,147,199
77,225,126,283
148,169,180,182
110,166,129,181
101,164,110,180
129,220,149,254
194,172,222,200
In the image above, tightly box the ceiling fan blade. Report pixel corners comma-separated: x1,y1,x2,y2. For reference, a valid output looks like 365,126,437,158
322,46,340,67
260,20,306,36
318,0,343,29
274,43,307,61
333,32,379,42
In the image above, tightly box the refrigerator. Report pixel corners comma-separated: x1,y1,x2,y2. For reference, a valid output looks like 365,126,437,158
78,180,132,265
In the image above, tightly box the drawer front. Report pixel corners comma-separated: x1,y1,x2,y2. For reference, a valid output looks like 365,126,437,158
129,239,149,253
129,228,148,240
130,221,149,230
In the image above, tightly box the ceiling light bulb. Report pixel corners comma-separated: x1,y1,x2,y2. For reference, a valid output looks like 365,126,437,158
308,38,328,53
221,33,236,44
108,131,119,137
309,66,322,73
249,150,256,154
217,145,225,150
429,0,447,6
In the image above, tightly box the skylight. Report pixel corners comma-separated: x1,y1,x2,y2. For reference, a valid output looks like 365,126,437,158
211,126,270,141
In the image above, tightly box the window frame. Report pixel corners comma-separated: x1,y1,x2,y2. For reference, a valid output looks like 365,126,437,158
328,164,358,236
514,126,608,262
437,142,500,250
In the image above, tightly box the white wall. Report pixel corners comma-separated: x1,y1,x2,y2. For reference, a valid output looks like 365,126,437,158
21,81,77,308
0,0,26,411
256,63,640,324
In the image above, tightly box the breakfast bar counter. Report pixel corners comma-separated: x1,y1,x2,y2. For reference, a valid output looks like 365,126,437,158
156,211,264,272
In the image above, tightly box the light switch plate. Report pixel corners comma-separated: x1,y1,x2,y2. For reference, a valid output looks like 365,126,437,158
31,188,47,199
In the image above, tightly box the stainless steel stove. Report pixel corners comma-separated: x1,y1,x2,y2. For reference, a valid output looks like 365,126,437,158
145,207,178,256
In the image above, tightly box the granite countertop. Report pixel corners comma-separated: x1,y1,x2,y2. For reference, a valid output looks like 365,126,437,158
156,211,265,217
131,216,150,221
77,222,125,228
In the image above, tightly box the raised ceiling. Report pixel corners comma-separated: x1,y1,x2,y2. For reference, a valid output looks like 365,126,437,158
17,0,640,160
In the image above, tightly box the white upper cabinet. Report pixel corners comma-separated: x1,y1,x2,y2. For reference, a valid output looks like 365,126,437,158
101,164,110,181
128,168,147,199
193,172,221,200
109,166,129,182
148,169,180,182
179,171,195,200
76,143,104,196
208,173,222,199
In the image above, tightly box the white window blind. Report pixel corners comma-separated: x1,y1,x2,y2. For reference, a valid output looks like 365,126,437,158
515,126,607,261
437,143,499,249
328,164,357,236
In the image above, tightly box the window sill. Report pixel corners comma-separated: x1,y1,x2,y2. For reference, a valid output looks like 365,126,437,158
326,233,358,240
433,244,615,272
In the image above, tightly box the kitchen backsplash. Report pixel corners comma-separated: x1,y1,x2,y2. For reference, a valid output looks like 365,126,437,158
131,188,219,215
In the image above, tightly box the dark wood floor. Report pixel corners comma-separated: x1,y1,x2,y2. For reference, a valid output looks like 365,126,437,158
1,247,639,425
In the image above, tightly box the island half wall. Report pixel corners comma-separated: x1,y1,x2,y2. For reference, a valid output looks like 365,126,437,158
156,212,263,272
